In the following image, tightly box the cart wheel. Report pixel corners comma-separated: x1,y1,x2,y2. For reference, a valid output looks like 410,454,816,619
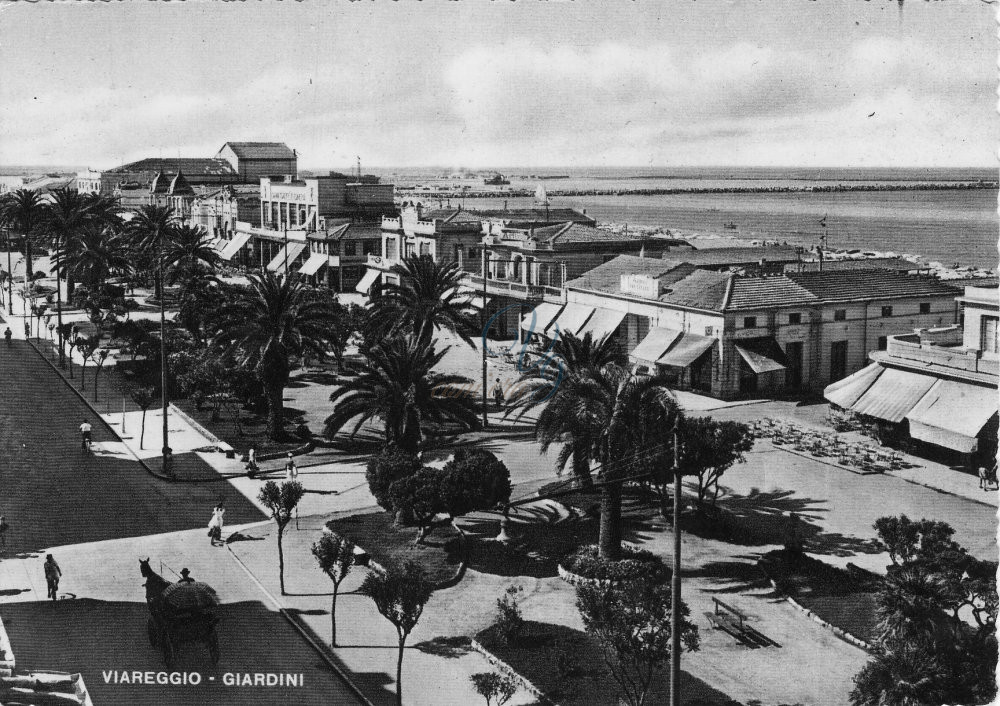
162,635,174,666
147,618,158,647
208,633,220,665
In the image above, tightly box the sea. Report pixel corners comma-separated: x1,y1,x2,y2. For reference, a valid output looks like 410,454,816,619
376,167,999,271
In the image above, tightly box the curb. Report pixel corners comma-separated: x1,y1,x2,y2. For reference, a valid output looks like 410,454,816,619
884,470,998,510
467,638,557,705
556,563,616,588
24,338,172,482
224,543,377,706
758,564,873,653
167,403,231,450
258,441,315,462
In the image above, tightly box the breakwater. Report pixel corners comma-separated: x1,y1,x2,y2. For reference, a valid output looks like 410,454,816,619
398,180,997,200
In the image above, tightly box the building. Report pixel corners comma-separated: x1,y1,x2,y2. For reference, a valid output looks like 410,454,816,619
785,257,932,275
190,184,262,240
215,142,297,183
302,221,382,291
148,170,196,216
75,170,103,195
825,286,998,469
666,245,802,274
102,158,237,194
259,173,395,231
533,257,961,399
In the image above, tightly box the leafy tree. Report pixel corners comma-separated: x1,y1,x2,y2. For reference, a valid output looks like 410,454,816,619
325,336,479,453
576,574,699,706
367,254,479,347
130,386,154,450
213,272,341,440
0,189,45,283
365,446,423,514
258,480,305,595
77,337,98,388
92,348,109,401
311,532,355,647
388,447,512,542
470,672,519,706
673,417,753,512
357,560,433,706
873,515,964,569
170,349,237,420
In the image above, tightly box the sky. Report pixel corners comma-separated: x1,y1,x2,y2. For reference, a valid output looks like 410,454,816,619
0,0,995,170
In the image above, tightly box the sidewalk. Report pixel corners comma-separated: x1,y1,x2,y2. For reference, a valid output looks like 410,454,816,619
226,515,538,706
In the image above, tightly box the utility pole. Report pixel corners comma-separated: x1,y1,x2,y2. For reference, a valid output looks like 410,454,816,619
5,228,12,315
670,417,682,706
481,250,489,429
283,226,288,276
159,227,171,474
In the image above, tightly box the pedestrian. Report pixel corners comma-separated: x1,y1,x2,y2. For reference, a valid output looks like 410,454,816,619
23,321,29,339
492,377,505,410
0,516,9,550
179,568,194,584
3,327,11,345
979,466,989,491
207,502,225,546
245,446,258,477
43,554,61,601
284,453,297,482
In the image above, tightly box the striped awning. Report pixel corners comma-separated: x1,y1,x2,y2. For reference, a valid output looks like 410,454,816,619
577,308,626,342
630,328,682,364
298,252,328,276
355,268,381,294
218,231,253,261
824,363,885,410
266,242,307,274
734,338,788,374
659,333,716,367
905,379,998,452
549,303,595,337
520,302,563,334
850,367,938,423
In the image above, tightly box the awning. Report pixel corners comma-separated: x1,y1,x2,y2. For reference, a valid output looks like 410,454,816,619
467,296,489,309
577,308,626,342
630,327,682,363
905,379,998,452
549,303,596,337
850,367,938,423
298,252,328,276
734,338,788,374
658,333,716,367
266,242,307,274
521,302,564,334
824,363,885,410
355,268,381,294
218,231,253,261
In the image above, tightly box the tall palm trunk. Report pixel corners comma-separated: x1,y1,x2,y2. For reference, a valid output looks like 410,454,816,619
572,441,595,491
24,240,32,285
55,257,65,367
266,382,285,441
598,481,623,560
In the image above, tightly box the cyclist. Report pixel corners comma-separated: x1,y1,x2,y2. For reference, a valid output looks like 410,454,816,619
79,419,92,452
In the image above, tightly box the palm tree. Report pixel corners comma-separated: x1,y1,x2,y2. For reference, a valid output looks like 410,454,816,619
850,645,948,706
0,189,45,285
876,565,956,647
162,222,221,286
368,255,479,347
324,336,479,453
41,188,100,367
213,272,341,440
509,331,626,489
536,364,679,559
57,224,131,292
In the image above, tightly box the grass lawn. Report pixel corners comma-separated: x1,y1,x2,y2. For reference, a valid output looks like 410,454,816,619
759,549,881,644
172,396,306,457
325,511,462,586
476,620,741,706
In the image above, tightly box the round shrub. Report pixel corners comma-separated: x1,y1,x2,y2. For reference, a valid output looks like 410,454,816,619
365,445,422,513
562,544,669,584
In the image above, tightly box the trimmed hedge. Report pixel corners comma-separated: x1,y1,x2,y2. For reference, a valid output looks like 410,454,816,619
561,544,668,583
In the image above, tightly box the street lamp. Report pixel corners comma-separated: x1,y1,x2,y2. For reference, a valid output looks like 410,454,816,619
5,228,12,315
480,250,492,429
158,228,171,473
669,417,683,706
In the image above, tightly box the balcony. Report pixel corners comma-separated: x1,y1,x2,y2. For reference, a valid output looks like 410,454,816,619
881,334,999,379
461,274,565,302
367,254,399,271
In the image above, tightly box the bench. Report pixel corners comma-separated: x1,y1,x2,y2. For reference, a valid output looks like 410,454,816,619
705,597,750,638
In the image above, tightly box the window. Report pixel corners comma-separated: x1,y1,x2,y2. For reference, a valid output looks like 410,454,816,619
834,309,847,321
982,316,999,354
343,242,357,256
830,340,849,381
743,316,757,329
877,336,887,350
788,313,802,325
881,306,893,318
919,302,931,314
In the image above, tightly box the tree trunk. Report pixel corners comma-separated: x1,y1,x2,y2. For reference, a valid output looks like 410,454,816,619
67,274,75,298
395,634,406,706
598,482,623,560
572,443,595,491
24,241,33,285
140,409,146,450
277,526,286,594
330,586,338,647
266,382,284,441
80,360,87,389
55,263,65,368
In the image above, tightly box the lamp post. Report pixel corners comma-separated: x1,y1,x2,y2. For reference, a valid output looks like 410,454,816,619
158,230,171,473
480,250,490,429
669,418,682,706
5,228,12,315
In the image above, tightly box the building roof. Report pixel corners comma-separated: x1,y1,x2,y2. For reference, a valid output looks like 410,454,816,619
786,257,924,274
941,276,999,290
530,222,656,246
567,255,696,294
726,276,818,310
309,222,383,242
110,158,236,177
473,207,595,225
668,246,801,267
660,269,733,310
220,142,296,160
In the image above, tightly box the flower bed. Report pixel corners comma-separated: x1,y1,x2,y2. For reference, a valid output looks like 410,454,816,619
559,544,669,584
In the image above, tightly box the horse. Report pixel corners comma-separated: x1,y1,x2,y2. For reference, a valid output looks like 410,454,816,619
139,558,172,605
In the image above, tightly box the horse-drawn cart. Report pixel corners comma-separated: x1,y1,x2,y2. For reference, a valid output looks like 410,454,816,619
141,559,221,666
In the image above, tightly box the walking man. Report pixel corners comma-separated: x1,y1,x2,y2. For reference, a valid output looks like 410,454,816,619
3,327,11,346
44,554,61,601
492,377,505,411
284,453,298,482
979,466,989,491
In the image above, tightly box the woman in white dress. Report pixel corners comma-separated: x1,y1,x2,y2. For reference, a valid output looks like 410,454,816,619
208,502,226,545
